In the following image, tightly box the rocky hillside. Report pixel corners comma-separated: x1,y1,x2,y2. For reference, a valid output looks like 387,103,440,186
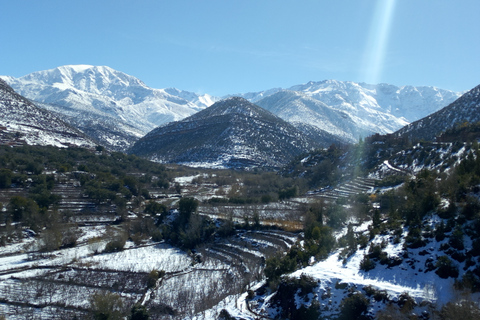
256,90,364,143
129,97,320,169
0,78,95,148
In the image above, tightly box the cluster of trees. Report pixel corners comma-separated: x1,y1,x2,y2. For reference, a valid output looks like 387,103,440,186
158,197,215,250
201,170,304,204
89,291,150,320
264,201,337,287
362,142,480,289
0,144,170,228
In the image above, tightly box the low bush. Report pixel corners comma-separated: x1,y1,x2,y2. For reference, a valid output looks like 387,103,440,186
338,292,371,320
360,255,376,272
104,238,126,253
435,255,459,279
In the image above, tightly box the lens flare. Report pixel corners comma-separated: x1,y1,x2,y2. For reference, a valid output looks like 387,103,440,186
362,0,397,85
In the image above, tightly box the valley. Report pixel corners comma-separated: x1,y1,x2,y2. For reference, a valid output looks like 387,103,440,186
1,68,480,319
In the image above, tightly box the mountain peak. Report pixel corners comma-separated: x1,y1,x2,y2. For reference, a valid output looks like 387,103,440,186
58,64,96,72
190,96,275,121
19,64,147,95
130,98,319,169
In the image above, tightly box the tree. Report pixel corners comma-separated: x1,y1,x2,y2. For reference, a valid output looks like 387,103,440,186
278,186,298,200
338,293,371,320
0,169,12,188
130,305,149,320
177,197,198,226
123,176,139,196
89,291,125,320
435,256,459,279
8,196,40,228
144,201,167,222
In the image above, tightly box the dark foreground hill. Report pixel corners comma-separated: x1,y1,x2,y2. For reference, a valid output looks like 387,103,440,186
129,97,321,169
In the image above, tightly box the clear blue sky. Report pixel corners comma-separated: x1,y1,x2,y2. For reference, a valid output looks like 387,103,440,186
1,0,478,96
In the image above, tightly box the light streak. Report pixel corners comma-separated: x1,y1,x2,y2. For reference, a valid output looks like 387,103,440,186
362,0,397,85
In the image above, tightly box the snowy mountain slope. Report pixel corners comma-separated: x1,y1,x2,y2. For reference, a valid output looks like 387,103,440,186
1,65,214,148
290,122,350,148
238,80,461,140
395,84,480,141
254,217,478,319
33,100,145,151
289,80,461,123
256,90,366,143
0,78,95,148
129,97,321,169
163,87,220,109
226,87,283,103
1,65,461,150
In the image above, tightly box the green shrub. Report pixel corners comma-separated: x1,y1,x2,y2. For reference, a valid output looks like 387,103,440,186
146,269,165,289
360,255,376,272
338,293,371,320
130,304,149,320
271,275,319,320
104,238,126,253
397,292,416,312
435,255,459,279
0,169,12,188
89,291,125,320
441,299,480,319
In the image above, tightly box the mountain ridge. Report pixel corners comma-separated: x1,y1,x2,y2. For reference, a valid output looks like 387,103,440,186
1,65,462,151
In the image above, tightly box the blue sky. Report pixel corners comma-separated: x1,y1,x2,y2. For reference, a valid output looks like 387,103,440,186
1,0,478,96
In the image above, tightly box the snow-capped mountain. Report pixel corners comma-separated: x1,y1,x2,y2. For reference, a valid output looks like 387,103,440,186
1,65,462,151
395,84,480,141
256,90,366,143
289,80,461,122
1,65,216,149
238,80,461,139
129,97,320,169
0,78,95,148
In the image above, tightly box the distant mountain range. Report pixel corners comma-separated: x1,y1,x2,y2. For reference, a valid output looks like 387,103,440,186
129,97,320,169
1,65,461,150
250,80,461,142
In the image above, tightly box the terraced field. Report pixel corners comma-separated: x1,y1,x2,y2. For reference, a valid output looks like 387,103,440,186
0,169,379,319
0,224,300,319
308,177,376,201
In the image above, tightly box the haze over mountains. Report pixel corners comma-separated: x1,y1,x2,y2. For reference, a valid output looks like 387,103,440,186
0,65,461,152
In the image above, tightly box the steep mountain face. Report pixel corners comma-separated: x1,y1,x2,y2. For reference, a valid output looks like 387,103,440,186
129,97,320,169
289,80,460,122
0,78,95,148
394,84,480,141
256,90,365,143
239,80,461,140
1,65,216,149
